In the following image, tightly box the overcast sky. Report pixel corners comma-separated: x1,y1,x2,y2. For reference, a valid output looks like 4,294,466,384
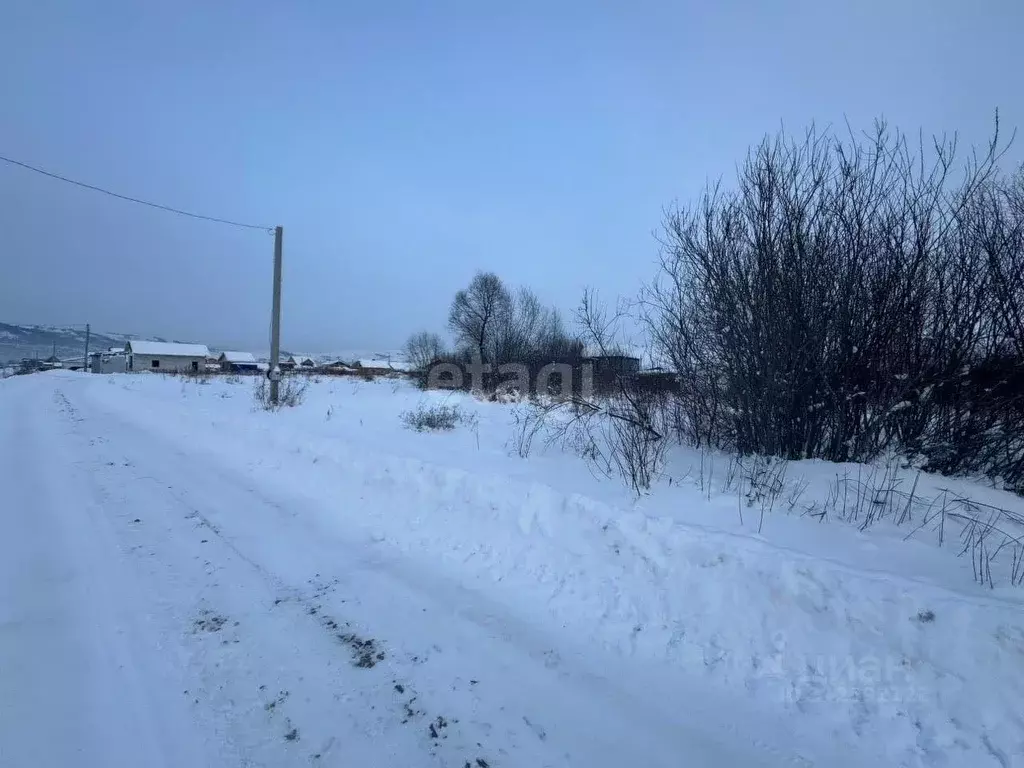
2,0,1022,351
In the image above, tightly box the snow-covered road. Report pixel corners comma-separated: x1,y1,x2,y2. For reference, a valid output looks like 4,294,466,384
0,375,847,767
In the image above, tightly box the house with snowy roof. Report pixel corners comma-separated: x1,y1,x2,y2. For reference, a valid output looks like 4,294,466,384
280,354,318,370
125,340,210,373
353,358,415,375
218,351,259,373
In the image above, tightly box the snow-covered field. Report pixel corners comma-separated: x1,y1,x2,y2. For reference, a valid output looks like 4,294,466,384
1,371,1022,767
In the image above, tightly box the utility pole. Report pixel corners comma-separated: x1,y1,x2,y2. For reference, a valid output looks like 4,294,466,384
83,323,90,373
269,226,283,405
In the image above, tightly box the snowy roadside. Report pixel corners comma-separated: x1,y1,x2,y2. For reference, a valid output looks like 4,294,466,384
3,372,843,767
63,371,1024,766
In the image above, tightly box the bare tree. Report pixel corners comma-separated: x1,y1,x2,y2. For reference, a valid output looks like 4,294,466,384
404,331,446,373
448,272,511,364
576,288,629,357
491,286,538,364
493,287,577,364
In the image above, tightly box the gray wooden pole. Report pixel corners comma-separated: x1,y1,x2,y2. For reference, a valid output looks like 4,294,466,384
84,323,90,373
269,226,283,405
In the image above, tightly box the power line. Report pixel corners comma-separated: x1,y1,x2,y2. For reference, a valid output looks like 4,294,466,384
0,153,274,233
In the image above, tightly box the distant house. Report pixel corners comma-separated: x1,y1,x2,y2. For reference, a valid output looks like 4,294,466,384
17,358,45,374
351,360,391,376
319,361,366,377
584,355,640,375
218,351,259,373
17,359,42,374
354,358,414,376
125,340,209,373
583,354,641,394
281,354,317,371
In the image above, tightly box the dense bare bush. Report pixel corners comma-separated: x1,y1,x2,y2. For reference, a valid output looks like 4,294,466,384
640,117,1024,490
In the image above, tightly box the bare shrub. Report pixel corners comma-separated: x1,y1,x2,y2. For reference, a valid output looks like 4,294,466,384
509,396,610,473
175,367,216,385
571,290,669,492
401,402,466,432
509,403,546,458
603,386,669,494
278,377,308,407
508,391,666,493
253,375,308,410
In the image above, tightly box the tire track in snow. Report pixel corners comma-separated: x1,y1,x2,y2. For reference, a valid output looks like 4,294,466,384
53,384,507,767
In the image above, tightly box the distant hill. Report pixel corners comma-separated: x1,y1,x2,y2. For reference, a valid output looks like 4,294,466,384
0,323,141,363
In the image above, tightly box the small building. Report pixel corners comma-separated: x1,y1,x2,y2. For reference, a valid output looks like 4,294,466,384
319,361,355,375
353,360,394,376
583,354,641,394
381,359,415,374
584,355,641,376
631,368,680,396
90,351,127,374
218,351,259,373
354,358,414,376
125,340,209,373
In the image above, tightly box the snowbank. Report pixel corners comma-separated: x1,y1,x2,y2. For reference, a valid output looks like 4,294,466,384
63,373,1024,765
